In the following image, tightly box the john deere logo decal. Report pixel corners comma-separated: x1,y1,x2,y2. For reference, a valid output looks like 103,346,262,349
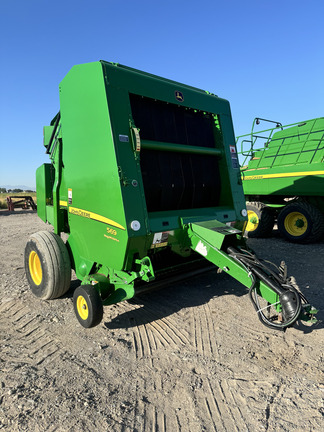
175,91,184,102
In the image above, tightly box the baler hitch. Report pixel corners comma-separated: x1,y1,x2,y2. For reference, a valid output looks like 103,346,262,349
226,247,317,330
187,221,317,330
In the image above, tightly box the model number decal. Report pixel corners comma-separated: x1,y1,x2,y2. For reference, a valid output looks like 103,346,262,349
107,227,117,236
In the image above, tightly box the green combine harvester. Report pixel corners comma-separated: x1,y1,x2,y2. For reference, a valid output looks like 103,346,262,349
24,62,317,329
237,117,324,243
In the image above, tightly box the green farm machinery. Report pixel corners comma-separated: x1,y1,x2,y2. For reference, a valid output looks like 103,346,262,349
24,62,317,329
237,117,324,243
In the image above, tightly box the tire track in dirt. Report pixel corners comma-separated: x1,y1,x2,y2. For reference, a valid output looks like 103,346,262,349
196,378,250,432
113,295,222,368
132,375,184,432
133,376,156,432
224,377,280,430
219,379,248,428
203,302,221,361
115,302,155,366
141,301,191,345
135,322,154,367
228,376,324,432
191,302,220,360
116,301,190,362
0,299,63,367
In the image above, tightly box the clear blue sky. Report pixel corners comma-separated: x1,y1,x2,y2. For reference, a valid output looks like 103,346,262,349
1,0,323,188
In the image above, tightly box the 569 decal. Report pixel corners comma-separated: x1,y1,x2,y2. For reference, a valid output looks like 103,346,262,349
107,227,117,236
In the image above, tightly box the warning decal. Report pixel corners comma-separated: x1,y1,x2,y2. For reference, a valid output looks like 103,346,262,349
151,232,169,248
229,145,236,154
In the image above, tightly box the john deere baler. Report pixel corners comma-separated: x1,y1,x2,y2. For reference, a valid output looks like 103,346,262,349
25,61,316,329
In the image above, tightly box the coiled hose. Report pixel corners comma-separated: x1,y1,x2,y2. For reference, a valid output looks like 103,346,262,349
227,246,309,330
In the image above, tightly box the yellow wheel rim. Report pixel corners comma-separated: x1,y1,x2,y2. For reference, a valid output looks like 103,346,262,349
29,251,42,285
76,295,89,320
246,210,259,232
284,211,308,236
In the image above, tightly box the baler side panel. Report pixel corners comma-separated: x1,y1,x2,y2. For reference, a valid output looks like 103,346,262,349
58,62,128,278
102,83,150,240
36,163,54,223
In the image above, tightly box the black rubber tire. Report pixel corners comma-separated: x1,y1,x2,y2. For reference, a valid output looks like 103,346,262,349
24,231,71,300
73,285,103,328
278,201,324,243
245,202,275,238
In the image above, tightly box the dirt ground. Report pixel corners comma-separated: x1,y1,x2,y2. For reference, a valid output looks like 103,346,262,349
0,210,323,432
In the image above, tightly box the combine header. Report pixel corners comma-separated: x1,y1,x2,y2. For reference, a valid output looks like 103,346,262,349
24,62,317,329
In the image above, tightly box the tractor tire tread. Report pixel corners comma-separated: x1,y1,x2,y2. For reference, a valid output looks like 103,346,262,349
25,231,71,299
41,231,71,298
278,200,324,243
246,201,274,238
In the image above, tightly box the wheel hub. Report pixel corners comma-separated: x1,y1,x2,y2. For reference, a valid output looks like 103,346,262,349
246,210,259,232
295,218,305,228
29,251,42,285
284,211,308,236
77,295,89,320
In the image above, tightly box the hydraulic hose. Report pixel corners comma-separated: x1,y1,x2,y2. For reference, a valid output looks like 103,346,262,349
227,246,303,330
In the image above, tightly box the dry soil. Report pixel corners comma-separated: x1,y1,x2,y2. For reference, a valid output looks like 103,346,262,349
0,210,323,431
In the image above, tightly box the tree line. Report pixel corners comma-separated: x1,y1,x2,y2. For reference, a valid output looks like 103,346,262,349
0,188,35,193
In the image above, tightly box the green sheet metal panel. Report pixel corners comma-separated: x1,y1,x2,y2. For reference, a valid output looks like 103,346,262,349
36,163,54,223
241,117,324,197
58,62,129,277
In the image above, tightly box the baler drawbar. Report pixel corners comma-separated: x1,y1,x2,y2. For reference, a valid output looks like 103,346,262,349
24,61,317,329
